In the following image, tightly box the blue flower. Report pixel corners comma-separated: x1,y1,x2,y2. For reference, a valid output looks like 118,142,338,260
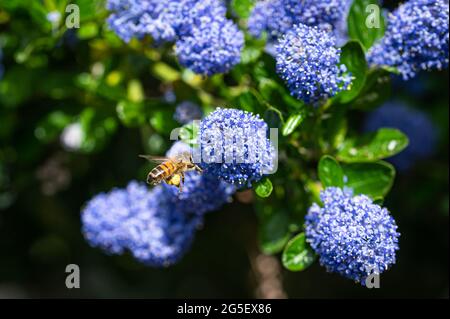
368,0,449,80
364,102,437,171
164,141,236,215
173,101,203,124
305,187,400,285
248,0,351,42
175,17,244,76
248,0,292,41
106,0,179,43
81,181,201,266
81,141,236,266
198,108,275,188
106,0,243,75
275,24,352,105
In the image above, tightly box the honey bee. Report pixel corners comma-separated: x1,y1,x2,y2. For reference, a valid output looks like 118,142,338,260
139,152,202,192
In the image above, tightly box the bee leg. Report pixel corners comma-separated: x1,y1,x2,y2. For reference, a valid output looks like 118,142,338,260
179,172,185,193
194,165,203,173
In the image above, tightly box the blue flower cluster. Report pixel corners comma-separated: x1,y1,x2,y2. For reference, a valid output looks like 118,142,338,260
248,0,351,42
81,181,200,266
175,18,244,76
198,108,275,188
81,141,235,266
106,0,243,75
275,24,352,105
368,0,449,80
364,102,437,171
305,187,400,285
173,101,203,124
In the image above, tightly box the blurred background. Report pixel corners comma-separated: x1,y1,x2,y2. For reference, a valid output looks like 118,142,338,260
0,0,448,298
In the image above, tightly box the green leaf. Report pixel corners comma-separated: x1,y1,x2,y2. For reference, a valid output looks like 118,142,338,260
127,79,144,103
342,161,395,198
337,128,409,162
77,21,99,40
258,77,279,101
241,46,263,65
347,0,385,51
255,177,273,198
259,211,290,254
318,155,344,188
282,233,316,272
150,110,178,134
350,68,392,110
282,112,304,136
336,41,368,103
231,0,255,19
116,100,146,127
151,62,180,82
319,107,348,152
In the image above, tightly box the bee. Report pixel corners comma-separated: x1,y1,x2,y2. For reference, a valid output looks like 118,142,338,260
139,152,202,192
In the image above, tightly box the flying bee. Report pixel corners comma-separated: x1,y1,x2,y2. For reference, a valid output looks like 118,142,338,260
139,152,202,193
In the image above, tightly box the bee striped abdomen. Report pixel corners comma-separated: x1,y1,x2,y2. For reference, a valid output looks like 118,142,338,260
147,161,177,184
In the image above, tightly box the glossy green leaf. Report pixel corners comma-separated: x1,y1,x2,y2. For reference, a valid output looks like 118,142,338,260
231,0,255,19
282,113,304,136
336,41,368,103
282,233,316,272
318,155,344,188
350,69,392,110
319,107,348,152
255,177,273,198
342,161,395,198
347,0,385,51
337,128,409,162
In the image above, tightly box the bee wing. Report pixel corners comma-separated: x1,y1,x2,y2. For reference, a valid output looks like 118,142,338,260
138,155,170,163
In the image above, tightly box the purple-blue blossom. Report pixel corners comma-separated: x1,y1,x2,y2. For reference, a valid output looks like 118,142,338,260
248,0,352,42
106,0,243,75
368,0,449,80
275,24,352,105
81,181,201,266
305,187,400,285
198,108,275,188
174,102,203,124
175,17,244,76
81,141,237,265
364,102,437,171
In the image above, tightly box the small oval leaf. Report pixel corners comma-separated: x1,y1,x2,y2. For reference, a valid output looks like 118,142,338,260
336,41,368,104
347,0,386,51
337,128,409,162
255,177,273,198
342,161,396,198
282,113,304,136
282,233,316,272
